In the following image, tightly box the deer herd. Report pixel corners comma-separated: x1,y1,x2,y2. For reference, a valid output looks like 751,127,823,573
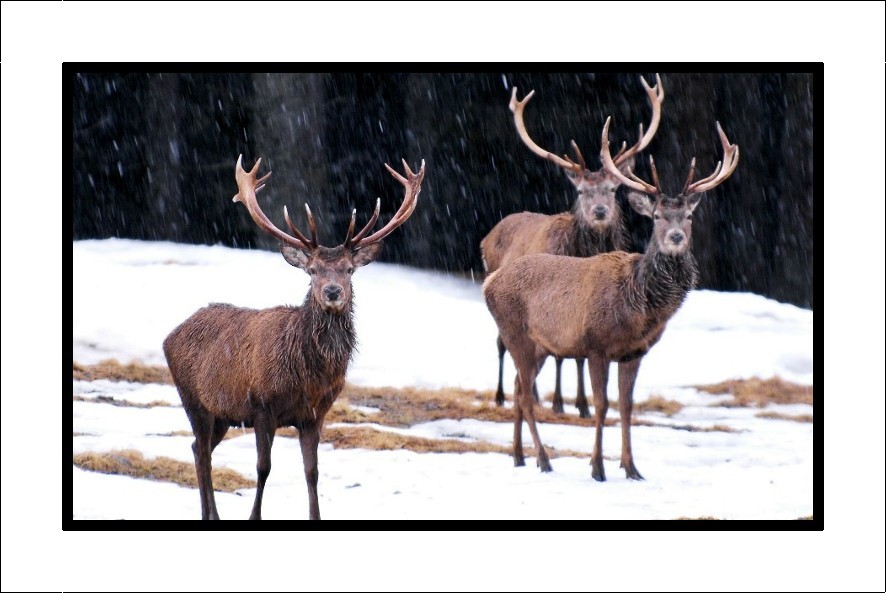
163,74,739,519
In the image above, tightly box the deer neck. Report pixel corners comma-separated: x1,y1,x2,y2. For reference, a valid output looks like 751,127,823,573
571,205,626,256
293,294,357,373
630,240,698,314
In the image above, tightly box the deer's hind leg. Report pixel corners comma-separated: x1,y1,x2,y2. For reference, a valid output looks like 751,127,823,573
183,399,221,520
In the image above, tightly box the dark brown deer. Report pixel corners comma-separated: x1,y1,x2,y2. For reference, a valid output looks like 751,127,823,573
482,117,738,478
481,74,665,418
163,155,425,519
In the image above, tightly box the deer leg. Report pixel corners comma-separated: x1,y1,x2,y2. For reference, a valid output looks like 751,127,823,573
196,418,230,520
495,335,507,406
299,422,322,520
531,357,544,404
184,402,218,520
588,352,610,482
512,375,525,467
618,358,644,480
249,411,276,520
516,352,552,472
575,358,590,418
552,357,565,414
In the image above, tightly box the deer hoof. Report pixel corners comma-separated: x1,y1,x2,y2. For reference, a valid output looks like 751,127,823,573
591,460,606,482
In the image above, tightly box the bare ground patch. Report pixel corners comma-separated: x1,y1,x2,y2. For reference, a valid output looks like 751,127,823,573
73,449,255,492
695,377,812,408
74,359,172,384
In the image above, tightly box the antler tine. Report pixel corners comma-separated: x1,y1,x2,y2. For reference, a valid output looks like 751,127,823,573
685,122,740,194
612,73,665,167
342,209,357,245
568,140,587,170
681,157,698,194
347,199,380,246
510,87,584,174
649,155,661,191
232,155,316,251
600,117,660,195
350,159,426,249
283,205,317,248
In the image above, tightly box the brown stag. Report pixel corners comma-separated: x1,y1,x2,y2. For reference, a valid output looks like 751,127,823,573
481,74,665,417
483,117,738,478
163,156,425,519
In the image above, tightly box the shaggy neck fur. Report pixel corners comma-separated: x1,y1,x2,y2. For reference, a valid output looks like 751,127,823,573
285,293,357,381
627,238,699,315
571,202,627,256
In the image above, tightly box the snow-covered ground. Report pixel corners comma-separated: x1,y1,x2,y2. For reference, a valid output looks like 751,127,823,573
72,239,814,520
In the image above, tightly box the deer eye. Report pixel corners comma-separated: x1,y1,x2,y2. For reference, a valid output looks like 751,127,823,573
654,214,662,220
686,214,693,220
346,267,354,275
308,267,318,275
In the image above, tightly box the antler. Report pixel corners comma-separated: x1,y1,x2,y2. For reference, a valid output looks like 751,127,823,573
600,117,661,196
684,122,740,195
232,155,317,250
510,88,584,175
345,159,426,249
611,73,665,167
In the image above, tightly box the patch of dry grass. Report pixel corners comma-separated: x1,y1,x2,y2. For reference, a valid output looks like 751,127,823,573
636,396,685,416
695,377,812,407
73,449,255,492
667,423,742,433
339,384,603,428
73,359,172,384
320,426,587,458
755,411,814,423
674,516,721,520
73,394,173,408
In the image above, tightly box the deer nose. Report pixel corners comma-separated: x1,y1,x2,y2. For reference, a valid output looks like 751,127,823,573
670,232,685,245
593,205,608,219
324,285,343,301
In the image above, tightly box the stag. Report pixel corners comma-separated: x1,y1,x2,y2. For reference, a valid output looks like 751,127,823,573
481,74,665,417
482,118,738,478
163,156,425,519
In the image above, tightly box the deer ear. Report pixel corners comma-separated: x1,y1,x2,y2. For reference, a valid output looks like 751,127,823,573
280,244,310,269
686,193,703,212
352,242,383,268
565,170,585,189
626,190,655,218
616,155,636,175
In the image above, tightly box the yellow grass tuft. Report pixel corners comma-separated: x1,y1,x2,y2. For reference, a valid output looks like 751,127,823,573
695,377,812,407
73,359,172,384
755,411,813,423
674,516,721,520
73,449,255,492
73,394,173,408
636,396,685,416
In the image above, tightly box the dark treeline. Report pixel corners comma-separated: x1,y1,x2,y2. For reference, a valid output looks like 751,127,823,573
72,70,814,309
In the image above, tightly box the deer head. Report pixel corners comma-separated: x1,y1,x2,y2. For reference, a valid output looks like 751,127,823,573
510,74,665,229
601,117,739,256
233,155,426,313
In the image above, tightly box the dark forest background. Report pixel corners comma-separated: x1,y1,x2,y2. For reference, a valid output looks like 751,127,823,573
71,70,814,309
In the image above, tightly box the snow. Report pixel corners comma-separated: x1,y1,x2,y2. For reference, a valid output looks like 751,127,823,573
72,239,814,521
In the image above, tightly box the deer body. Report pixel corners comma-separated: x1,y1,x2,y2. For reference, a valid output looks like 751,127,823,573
166,300,353,428
482,75,664,417
164,156,425,520
483,117,738,480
